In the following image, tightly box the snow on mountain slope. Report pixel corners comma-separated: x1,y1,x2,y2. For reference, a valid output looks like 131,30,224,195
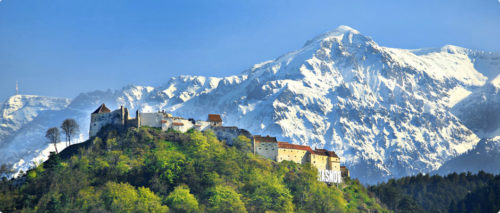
452,75,500,138
1,26,499,183
0,95,70,144
435,136,500,175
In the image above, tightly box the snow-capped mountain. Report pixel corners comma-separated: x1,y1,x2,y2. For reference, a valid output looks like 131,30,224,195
434,75,500,175
1,26,499,183
0,95,70,143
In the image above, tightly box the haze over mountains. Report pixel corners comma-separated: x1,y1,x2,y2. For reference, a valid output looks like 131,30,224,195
1,26,498,184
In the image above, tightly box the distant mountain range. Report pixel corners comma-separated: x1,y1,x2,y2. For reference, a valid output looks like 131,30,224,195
1,26,498,184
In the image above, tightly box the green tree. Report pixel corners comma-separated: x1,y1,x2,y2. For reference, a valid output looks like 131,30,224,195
206,185,247,213
137,186,170,213
187,131,209,154
233,135,252,153
165,185,199,213
397,196,423,213
282,162,346,212
100,182,168,213
148,149,186,185
76,186,104,211
246,169,294,213
45,193,63,213
102,182,139,212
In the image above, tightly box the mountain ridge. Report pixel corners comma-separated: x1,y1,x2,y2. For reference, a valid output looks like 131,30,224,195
0,95,70,144
0,26,499,184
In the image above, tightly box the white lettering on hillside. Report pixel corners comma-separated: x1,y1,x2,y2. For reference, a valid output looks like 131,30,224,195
318,170,342,183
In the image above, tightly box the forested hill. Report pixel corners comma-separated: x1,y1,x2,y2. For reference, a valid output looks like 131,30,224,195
0,126,387,212
369,171,500,213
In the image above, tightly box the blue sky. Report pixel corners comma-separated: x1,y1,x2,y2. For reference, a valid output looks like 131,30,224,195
1,0,499,101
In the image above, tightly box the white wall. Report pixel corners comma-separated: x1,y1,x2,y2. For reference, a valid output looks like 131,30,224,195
139,112,163,128
169,118,194,133
255,142,278,161
195,121,211,131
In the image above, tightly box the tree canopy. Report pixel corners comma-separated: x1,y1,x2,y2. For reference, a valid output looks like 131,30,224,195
369,171,500,213
0,126,387,212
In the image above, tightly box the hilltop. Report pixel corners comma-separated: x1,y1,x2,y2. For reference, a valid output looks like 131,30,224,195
0,126,387,212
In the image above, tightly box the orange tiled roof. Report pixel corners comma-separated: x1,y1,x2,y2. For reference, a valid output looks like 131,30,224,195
172,122,184,126
208,114,222,122
278,142,313,152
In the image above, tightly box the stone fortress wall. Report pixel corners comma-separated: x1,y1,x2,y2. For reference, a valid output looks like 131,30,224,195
211,126,252,145
89,104,139,137
253,138,279,160
89,104,348,183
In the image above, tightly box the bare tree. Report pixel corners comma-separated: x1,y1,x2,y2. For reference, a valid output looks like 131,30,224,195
46,127,60,153
0,163,15,179
61,118,79,147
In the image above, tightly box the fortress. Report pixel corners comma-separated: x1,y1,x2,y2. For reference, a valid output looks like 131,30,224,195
89,104,349,183
253,135,347,183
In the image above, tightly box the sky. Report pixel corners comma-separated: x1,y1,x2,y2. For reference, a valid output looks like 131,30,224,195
0,0,499,102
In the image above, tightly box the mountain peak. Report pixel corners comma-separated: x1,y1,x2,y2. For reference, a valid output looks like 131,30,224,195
3,94,70,109
334,25,360,34
304,25,364,47
440,44,470,54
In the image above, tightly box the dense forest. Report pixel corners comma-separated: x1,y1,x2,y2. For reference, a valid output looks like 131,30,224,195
369,171,500,213
0,126,387,212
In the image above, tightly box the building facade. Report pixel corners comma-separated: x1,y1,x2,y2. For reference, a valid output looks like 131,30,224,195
253,135,345,183
89,104,140,137
207,114,222,126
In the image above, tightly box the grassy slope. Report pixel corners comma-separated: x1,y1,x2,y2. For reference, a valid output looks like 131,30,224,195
0,126,388,212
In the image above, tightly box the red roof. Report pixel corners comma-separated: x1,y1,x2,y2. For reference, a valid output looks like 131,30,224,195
313,149,339,158
253,135,277,143
207,114,222,122
278,142,313,152
92,104,111,114
161,120,167,123
172,122,184,126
